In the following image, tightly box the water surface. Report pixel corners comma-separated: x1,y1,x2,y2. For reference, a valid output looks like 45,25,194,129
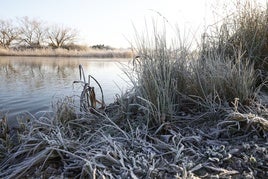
0,56,131,123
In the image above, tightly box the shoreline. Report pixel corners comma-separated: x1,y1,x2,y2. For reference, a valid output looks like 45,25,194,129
0,95,267,178
0,48,133,58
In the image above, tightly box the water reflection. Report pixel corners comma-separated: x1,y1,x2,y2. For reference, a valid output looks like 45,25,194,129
0,56,130,122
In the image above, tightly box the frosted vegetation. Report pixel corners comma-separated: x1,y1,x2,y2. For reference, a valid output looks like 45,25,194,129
0,0,267,178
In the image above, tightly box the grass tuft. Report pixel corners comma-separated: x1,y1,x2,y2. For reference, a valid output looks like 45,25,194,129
201,0,268,74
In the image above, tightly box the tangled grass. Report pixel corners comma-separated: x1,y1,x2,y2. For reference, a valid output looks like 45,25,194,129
0,94,267,178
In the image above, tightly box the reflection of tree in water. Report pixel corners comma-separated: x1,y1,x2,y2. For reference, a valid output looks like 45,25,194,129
48,58,79,79
0,57,86,93
0,56,127,87
0,57,129,120
0,57,78,79
55,64,76,79
0,62,17,76
28,62,44,78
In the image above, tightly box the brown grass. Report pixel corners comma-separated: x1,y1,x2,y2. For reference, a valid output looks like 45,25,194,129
0,47,133,58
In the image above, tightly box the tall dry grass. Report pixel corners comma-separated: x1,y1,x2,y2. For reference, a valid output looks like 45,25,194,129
125,25,193,125
127,21,263,127
192,50,258,105
0,47,133,58
201,0,268,73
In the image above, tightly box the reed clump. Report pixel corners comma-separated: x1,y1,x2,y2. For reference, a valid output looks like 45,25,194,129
201,0,268,77
127,25,192,125
128,26,263,128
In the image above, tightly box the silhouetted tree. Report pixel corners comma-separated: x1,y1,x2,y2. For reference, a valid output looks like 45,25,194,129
17,17,47,48
91,44,113,50
0,19,20,48
47,25,77,48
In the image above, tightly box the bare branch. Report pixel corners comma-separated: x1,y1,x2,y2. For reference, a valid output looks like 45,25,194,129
17,17,47,48
0,19,20,48
46,25,78,48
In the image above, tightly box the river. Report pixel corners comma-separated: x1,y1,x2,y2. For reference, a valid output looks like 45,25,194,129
0,56,131,124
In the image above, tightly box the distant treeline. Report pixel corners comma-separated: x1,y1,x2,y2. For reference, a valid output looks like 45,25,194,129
0,17,113,50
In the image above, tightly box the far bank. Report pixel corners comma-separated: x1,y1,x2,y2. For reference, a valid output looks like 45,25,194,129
0,47,133,58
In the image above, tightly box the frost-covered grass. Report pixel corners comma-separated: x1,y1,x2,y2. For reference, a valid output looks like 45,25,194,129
0,93,267,178
0,0,268,178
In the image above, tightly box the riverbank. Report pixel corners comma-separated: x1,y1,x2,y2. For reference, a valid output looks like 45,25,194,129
0,47,133,58
0,93,267,178
0,52,267,178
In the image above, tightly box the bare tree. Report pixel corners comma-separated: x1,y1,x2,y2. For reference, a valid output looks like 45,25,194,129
0,19,20,48
18,17,47,48
47,25,78,48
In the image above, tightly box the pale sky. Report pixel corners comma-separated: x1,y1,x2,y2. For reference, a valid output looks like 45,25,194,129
0,0,266,48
